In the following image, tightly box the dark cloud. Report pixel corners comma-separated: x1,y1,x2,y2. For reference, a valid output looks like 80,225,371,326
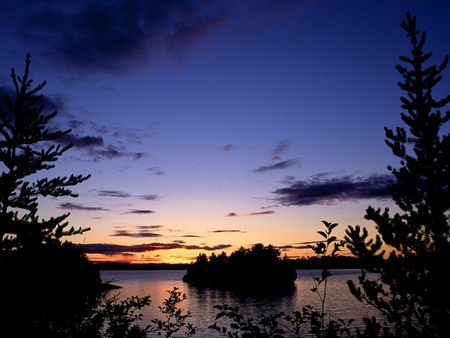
147,167,164,175
126,209,154,214
97,191,157,200
272,140,290,161
253,158,299,173
276,244,310,251
211,229,245,233
273,173,394,206
136,225,163,230
111,230,162,238
228,210,274,217
6,0,228,74
222,144,236,152
59,202,109,211
139,194,158,201
81,242,232,255
247,210,274,216
98,190,131,198
89,145,145,160
180,234,202,238
59,133,104,149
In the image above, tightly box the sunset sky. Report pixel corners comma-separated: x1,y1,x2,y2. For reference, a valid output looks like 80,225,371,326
1,1,449,263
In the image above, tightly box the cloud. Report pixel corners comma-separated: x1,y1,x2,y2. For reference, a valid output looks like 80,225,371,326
97,191,158,200
227,210,274,217
59,202,109,211
273,173,394,206
58,133,104,149
246,210,275,216
6,0,228,74
99,190,131,198
136,225,163,230
81,242,232,255
211,229,245,233
139,194,158,201
276,244,311,251
180,234,202,238
272,140,290,161
126,209,155,214
253,158,299,173
88,145,145,160
147,167,164,175
222,144,236,152
111,230,162,238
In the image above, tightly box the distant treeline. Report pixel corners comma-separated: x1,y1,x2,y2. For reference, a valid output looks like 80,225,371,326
95,262,190,270
95,255,364,271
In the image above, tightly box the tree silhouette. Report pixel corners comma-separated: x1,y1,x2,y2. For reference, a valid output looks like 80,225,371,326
0,54,101,338
183,244,296,294
0,53,90,250
345,12,450,337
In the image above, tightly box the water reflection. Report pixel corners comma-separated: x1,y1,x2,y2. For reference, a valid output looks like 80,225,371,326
101,269,379,336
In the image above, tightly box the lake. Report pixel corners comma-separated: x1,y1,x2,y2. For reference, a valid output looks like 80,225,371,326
101,269,380,336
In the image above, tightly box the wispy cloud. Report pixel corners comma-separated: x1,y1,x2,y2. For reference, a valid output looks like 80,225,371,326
276,244,311,251
111,230,162,238
81,242,232,255
180,234,202,238
211,229,245,233
99,190,131,198
273,173,394,206
147,167,165,175
226,210,274,217
126,209,155,214
59,134,104,149
253,158,299,173
88,145,145,161
98,190,158,200
59,202,109,211
272,140,290,161
222,144,236,152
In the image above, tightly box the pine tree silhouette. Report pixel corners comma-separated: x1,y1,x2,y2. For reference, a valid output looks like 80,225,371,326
345,13,450,337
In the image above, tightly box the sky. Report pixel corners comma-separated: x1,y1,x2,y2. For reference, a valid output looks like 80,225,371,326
1,0,449,264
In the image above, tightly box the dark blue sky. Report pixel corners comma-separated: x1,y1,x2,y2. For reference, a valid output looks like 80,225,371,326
1,1,449,263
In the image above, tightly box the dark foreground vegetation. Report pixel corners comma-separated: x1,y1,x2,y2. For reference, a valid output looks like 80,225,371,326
183,244,297,294
0,12,448,338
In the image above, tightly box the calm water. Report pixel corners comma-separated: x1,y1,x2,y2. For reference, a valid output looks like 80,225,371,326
101,269,380,336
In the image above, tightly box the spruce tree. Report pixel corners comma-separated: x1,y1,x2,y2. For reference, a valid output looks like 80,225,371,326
345,13,449,337
0,53,90,251
0,54,101,338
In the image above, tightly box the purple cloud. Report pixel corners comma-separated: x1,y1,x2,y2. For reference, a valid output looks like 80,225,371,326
5,0,228,74
81,242,232,255
227,210,274,217
253,158,300,173
273,173,394,206
59,133,104,149
59,202,109,211
222,144,236,152
272,140,290,161
126,209,154,214
111,230,162,238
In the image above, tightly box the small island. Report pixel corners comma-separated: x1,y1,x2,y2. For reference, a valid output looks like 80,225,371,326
183,244,296,294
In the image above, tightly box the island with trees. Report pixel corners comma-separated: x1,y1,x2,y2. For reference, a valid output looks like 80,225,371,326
183,243,297,294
